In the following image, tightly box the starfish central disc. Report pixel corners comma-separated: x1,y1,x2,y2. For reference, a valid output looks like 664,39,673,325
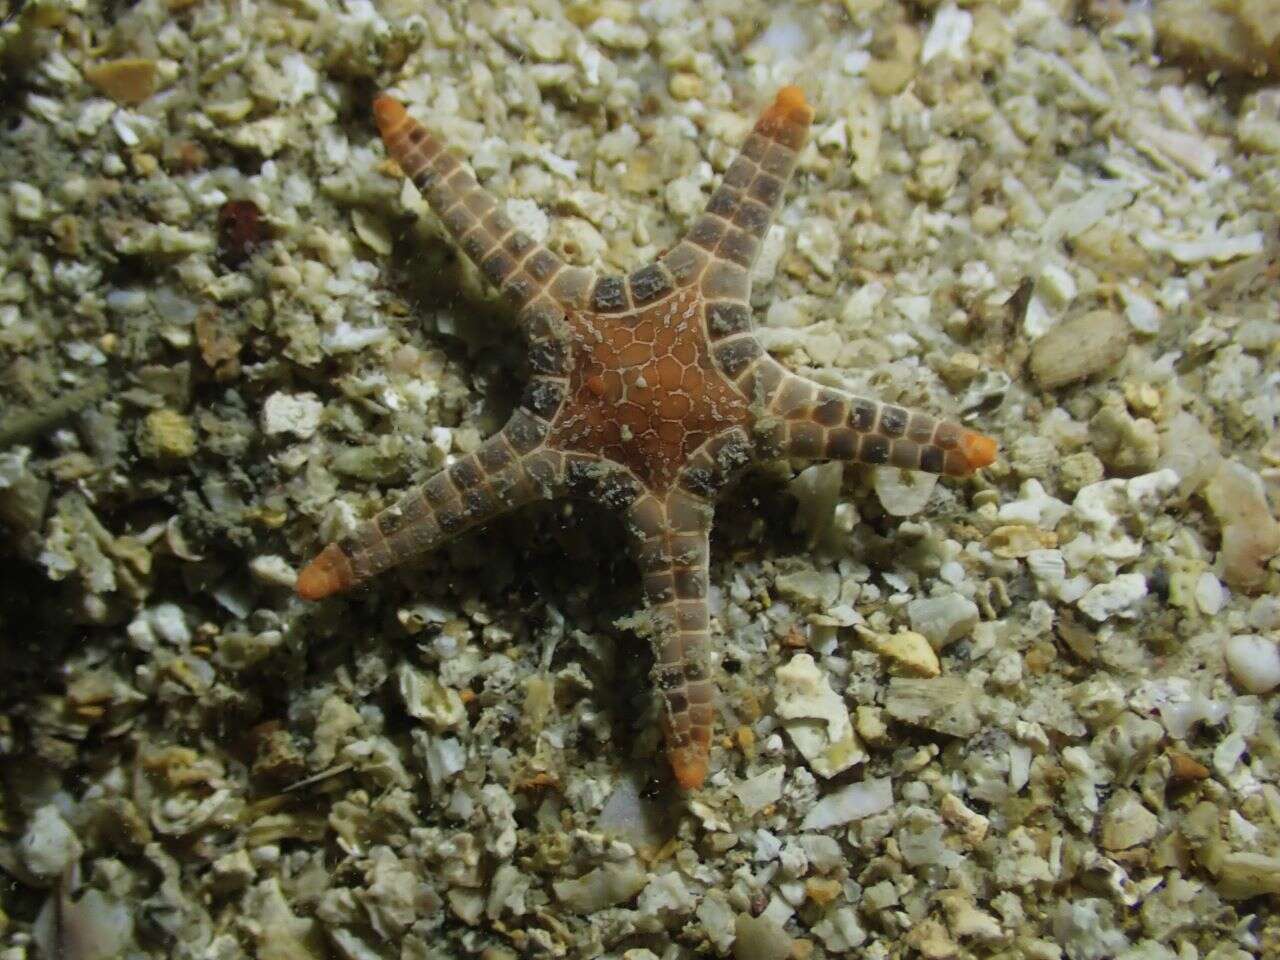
550,288,751,491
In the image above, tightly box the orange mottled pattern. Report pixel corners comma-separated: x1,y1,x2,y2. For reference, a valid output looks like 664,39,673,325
552,288,750,491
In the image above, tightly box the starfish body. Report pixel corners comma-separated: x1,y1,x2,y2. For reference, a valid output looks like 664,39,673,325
297,87,997,789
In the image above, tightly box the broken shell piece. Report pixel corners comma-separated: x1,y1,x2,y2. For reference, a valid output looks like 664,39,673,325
774,654,865,777
85,58,157,105
1214,852,1280,900
988,524,1059,558
907,594,979,650
940,793,990,846
801,776,893,830
1029,310,1129,390
397,665,466,730
885,677,981,737
874,466,939,517
19,806,82,878
732,765,786,816
1078,572,1148,622
552,860,647,913
858,627,941,677
1168,750,1210,783
262,392,324,440
1100,791,1159,851
33,866,134,960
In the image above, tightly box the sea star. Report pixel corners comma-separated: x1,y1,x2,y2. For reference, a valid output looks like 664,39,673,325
297,86,997,789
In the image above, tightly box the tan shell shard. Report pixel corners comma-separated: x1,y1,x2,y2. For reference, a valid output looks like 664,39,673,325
1030,309,1130,390
84,58,158,106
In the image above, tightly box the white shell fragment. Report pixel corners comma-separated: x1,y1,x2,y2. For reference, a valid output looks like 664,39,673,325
1138,229,1264,264
1128,117,1219,177
248,554,298,587
733,766,786,816
921,4,973,64
801,776,893,830
907,594,979,649
885,677,981,737
397,665,466,730
1038,263,1076,306
774,654,865,777
552,860,647,914
1118,286,1160,334
20,806,82,878
1214,853,1280,900
1078,573,1148,622
873,467,938,517
261,391,324,439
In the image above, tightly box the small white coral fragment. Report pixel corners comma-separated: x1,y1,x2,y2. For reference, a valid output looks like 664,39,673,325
733,765,786,815
774,654,865,777
941,793,990,847
1078,573,1148,622
696,892,737,952
20,805,81,877
812,905,867,951
244,878,324,958
939,890,1003,941
1138,228,1264,264
921,3,973,64
226,116,292,157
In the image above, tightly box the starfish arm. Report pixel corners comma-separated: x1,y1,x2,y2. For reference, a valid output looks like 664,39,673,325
627,490,716,790
656,86,815,321
673,426,756,499
745,357,997,476
297,419,561,600
373,95,595,314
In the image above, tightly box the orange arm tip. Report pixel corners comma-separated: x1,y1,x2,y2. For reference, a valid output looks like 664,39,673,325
960,431,998,471
768,85,815,125
296,544,354,600
372,94,408,137
669,749,708,791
